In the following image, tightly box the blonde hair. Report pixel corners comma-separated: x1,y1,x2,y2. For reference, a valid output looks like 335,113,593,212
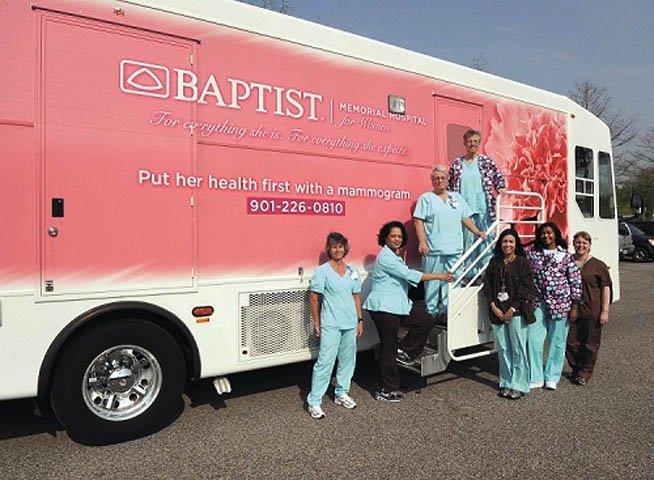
430,165,449,178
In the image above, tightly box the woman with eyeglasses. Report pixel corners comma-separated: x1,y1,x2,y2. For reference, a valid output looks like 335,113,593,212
413,165,486,319
449,129,506,280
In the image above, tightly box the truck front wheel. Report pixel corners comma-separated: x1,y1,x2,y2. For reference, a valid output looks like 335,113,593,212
50,318,186,445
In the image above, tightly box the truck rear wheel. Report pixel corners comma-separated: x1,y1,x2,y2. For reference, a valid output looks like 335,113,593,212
50,318,186,445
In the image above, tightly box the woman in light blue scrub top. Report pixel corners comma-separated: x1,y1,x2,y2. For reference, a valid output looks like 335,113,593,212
414,165,486,317
306,232,363,419
363,221,453,402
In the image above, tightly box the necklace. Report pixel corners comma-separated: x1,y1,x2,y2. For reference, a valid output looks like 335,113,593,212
503,254,516,265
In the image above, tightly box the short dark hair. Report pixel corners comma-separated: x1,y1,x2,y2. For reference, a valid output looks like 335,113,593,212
533,222,567,250
325,232,350,258
377,221,408,248
493,228,526,258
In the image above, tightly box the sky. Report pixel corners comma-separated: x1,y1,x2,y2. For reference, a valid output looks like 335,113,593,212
283,0,654,136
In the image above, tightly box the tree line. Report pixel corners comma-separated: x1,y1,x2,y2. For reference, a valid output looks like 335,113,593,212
569,81,652,219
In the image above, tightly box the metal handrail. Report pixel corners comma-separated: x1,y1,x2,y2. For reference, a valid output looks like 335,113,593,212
446,190,545,361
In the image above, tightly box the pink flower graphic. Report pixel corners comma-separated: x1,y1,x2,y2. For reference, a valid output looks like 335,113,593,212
485,103,568,239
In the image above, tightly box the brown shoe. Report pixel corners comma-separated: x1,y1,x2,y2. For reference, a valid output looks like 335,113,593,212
574,376,588,386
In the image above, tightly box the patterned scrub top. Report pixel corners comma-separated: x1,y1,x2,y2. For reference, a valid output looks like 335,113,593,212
527,247,582,320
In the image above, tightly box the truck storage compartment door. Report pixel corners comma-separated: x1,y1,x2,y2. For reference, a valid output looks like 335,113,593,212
40,14,195,297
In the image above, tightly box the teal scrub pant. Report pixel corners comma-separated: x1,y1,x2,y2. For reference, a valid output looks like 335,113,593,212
492,315,530,393
423,254,458,315
527,304,570,385
462,212,492,279
307,326,357,407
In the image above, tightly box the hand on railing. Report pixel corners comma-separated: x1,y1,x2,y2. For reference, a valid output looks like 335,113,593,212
439,272,454,282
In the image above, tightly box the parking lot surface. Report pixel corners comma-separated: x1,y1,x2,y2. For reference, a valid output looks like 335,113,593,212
1,262,652,479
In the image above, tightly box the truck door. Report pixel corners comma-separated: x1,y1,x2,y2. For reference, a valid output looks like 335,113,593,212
434,96,481,165
40,15,195,296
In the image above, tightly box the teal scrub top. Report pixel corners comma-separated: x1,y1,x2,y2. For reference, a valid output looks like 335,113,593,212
362,245,423,316
413,191,471,255
310,262,361,329
460,158,487,215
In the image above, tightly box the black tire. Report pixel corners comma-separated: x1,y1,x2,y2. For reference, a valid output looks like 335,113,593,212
632,247,650,263
50,318,186,445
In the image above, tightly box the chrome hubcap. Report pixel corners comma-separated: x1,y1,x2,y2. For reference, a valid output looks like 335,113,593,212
82,345,162,421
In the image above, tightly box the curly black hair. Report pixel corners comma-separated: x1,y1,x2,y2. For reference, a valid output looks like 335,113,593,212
377,221,408,248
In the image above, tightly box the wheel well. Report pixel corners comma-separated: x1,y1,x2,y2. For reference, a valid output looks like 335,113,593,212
38,302,201,399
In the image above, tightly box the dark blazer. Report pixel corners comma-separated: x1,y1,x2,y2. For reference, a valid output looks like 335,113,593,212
483,255,536,324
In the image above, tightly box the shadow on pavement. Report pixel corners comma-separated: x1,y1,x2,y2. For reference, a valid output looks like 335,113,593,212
0,399,62,441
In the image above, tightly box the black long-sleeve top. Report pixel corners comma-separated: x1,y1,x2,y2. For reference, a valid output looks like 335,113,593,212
482,255,536,325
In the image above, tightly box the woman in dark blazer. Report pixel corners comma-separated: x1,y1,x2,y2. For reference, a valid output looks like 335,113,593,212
483,228,535,400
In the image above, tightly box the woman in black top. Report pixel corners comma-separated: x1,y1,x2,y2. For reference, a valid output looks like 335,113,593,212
483,229,535,399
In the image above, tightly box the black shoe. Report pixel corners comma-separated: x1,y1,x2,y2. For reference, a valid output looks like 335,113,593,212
497,388,511,398
374,389,403,402
506,390,523,400
396,349,417,367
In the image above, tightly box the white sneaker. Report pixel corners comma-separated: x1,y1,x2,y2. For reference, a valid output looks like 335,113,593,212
308,404,326,419
530,382,543,389
544,381,557,390
334,393,357,409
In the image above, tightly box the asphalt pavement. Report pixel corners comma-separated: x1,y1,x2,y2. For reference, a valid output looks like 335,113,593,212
1,261,652,479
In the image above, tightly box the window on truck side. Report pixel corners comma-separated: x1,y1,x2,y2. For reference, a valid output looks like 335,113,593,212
598,151,616,219
575,146,594,218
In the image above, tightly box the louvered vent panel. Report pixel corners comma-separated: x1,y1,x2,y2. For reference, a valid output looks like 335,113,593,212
240,289,318,360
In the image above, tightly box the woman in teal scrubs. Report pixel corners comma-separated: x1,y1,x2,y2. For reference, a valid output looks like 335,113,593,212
307,232,363,419
414,165,486,317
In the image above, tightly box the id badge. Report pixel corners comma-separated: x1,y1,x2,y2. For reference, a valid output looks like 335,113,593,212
497,290,509,302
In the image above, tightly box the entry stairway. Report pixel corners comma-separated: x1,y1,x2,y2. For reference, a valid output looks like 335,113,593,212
400,190,545,376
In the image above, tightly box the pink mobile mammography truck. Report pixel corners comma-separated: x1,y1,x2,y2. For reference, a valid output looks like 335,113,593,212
0,0,618,444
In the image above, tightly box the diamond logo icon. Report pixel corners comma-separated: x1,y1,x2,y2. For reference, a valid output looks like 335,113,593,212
120,60,170,98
